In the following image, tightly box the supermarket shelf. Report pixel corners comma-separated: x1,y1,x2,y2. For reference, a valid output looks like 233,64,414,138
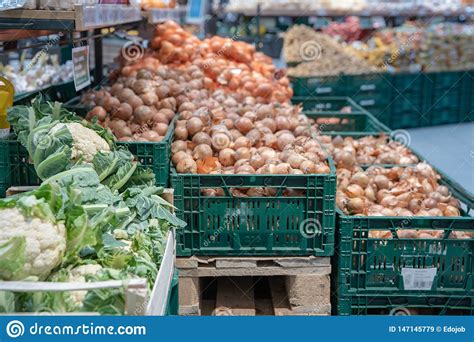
0,5,143,31
225,7,473,18
143,7,187,24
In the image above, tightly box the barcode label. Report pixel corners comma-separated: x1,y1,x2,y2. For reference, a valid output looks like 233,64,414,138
401,268,436,290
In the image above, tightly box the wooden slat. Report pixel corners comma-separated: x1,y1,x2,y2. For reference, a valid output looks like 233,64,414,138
255,299,273,316
214,277,255,316
269,277,292,316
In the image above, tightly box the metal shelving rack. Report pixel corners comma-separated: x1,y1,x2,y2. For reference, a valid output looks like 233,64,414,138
0,5,144,88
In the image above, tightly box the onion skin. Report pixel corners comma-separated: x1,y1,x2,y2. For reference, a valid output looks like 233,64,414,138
212,133,231,151
174,126,188,140
172,151,190,166
186,117,204,136
134,106,153,124
88,106,107,121
192,132,212,146
176,158,197,173
193,144,213,160
219,148,236,167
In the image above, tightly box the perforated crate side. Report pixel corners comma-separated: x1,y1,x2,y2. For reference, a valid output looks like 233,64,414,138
336,212,474,297
336,294,474,316
173,170,336,257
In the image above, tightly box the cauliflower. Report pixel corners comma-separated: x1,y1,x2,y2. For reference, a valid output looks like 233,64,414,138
68,264,103,305
50,122,110,163
0,206,66,281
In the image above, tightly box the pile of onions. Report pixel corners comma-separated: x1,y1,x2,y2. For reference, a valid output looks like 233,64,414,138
319,134,419,166
336,163,470,239
200,187,306,198
146,21,293,103
83,65,210,142
171,93,330,179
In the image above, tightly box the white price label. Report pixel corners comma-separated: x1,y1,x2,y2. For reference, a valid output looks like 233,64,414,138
401,267,436,291
72,46,91,91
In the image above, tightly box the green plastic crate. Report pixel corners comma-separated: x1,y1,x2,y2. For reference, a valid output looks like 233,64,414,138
345,73,391,95
292,96,366,114
13,87,54,105
460,71,474,122
350,95,391,121
303,111,390,136
171,157,337,257
390,73,430,128
427,71,465,90
0,138,40,197
290,75,345,97
165,269,179,316
0,119,175,196
336,294,473,315
423,72,464,126
118,118,175,187
50,80,78,103
334,166,474,314
345,73,392,117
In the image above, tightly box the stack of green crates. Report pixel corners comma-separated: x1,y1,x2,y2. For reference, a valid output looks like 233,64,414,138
389,73,430,128
290,69,474,129
322,121,473,315
335,174,473,315
172,168,337,257
292,98,474,315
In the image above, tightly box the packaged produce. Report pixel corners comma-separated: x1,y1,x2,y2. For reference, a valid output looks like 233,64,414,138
1,53,73,94
322,16,366,43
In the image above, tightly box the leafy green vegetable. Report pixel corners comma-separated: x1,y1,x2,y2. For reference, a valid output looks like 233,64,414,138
0,237,27,280
0,291,16,313
2,96,186,314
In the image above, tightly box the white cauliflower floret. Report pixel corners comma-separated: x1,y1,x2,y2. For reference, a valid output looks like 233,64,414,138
68,264,103,305
50,122,110,163
0,208,66,280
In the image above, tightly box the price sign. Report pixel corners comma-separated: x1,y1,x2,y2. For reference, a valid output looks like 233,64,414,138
72,46,91,91
402,267,437,291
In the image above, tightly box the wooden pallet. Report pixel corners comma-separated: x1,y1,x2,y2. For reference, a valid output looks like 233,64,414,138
177,256,331,316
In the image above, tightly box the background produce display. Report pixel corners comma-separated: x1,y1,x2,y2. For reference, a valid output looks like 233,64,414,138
349,23,474,72
284,23,474,74
0,53,73,95
284,25,379,76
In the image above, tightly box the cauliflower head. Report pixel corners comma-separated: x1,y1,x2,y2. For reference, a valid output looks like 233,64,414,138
0,207,66,281
50,122,110,163
68,264,103,305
